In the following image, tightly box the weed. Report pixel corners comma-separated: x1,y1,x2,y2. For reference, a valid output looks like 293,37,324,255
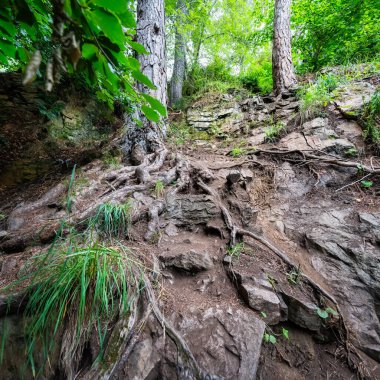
154,180,165,197
167,122,192,146
102,153,121,168
230,147,245,157
267,275,277,289
286,264,301,285
345,148,358,157
0,213,5,221
361,180,373,189
359,89,380,144
316,307,338,319
264,332,277,344
298,73,343,121
227,242,244,259
264,122,285,142
91,201,133,239
21,242,142,376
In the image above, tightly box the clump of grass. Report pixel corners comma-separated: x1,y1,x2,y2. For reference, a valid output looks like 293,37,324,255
227,242,244,259
264,122,285,142
360,89,380,145
22,242,142,377
230,147,245,157
298,73,342,121
154,179,165,197
91,201,133,238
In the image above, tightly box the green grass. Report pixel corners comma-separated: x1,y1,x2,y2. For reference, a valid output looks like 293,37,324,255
21,242,142,376
298,73,343,121
264,122,286,142
154,179,165,197
91,201,133,238
360,89,380,144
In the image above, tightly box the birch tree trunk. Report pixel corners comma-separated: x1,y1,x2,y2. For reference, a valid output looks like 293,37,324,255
122,0,167,164
272,0,297,96
169,0,187,106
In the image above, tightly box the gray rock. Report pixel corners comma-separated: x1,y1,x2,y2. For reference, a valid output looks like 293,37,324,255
159,250,213,272
178,307,265,379
240,284,282,325
280,292,322,332
164,222,178,237
227,170,241,184
334,81,376,116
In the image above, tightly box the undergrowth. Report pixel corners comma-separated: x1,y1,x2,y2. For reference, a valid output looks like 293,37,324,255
360,89,380,145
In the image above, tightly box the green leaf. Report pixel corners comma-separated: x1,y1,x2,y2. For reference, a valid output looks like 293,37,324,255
264,333,270,343
317,308,329,319
282,328,289,340
142,93,167,117
141,105,160,122
269,335,277,344
127,40,148,54
132,70,156,90
325,307,338,316
82,43,98,59
93,0,128,15
261,311,267,318
126,57,140,71
85,8,125,46
361,180,373,188
119,11,136,28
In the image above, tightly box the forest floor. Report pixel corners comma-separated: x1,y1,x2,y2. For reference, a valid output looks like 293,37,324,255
1,72,380,379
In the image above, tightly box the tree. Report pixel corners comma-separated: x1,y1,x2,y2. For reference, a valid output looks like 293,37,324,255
169,0,187,106
272,0,297,95
122,0,168,164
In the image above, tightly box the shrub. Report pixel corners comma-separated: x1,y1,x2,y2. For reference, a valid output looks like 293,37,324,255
360,89,380,144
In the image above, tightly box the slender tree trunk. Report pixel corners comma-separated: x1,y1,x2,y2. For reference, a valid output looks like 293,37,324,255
272,0,297,96
122,0,167,164
169,0,187,107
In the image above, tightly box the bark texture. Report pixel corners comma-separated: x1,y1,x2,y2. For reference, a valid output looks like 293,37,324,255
169,0,187,106
272,0,297,96
122,0,167,163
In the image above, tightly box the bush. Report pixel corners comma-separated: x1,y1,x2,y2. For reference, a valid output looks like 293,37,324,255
360,89,380,144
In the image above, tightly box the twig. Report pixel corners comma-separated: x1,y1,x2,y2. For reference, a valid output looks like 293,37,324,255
335,173,372,192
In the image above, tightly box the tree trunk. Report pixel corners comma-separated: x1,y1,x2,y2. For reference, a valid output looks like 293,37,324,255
272,0,297,96
169,0,187,107
122,0,167,164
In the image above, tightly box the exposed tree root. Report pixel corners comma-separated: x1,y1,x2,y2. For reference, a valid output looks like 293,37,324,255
249,148,380,174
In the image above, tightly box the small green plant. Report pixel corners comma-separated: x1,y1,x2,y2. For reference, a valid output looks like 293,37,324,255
361,180,374,189
264,122,285,142
154,179,165,197
230,147,245,157
282,328,289,340
227,242,244,259
91,201,133,238
167,122,192,145
261,311,267,318
316,307,338,319
286,264,301,285
360,89,380,144
264,332,277,344
267,275,277,289
0,213,5,221
20,242,141,376
103,153,121,168
345,148,358,157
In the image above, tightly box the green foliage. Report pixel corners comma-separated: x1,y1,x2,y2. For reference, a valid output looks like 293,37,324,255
227,242,244,259
316,307,338,319
91,202,133,239
264,332,277,344
38,100,65,121
361,180,374,189
360,89,380,144
344,148,358,158
282,328,289,340
167,122,192,145
0,0,166,121
298,73,343,120
293,0,380,73
23,242,140,375
0,213,6,221
230,147,245,158
154,180,165,198
286,265,301,285
264,122,285,143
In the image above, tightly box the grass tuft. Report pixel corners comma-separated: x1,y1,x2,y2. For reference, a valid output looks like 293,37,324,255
91,201,133,238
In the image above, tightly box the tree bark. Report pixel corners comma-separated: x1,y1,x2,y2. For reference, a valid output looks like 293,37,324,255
272,0,297,96
169,0,187,107
122,0,167,164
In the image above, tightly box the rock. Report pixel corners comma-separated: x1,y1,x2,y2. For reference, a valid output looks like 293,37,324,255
334,81,376,116
239,284,282,325
124,337,160,380
164,222,178,237
0,230,8,238
336,121,363,144
280,292,322,332
227,170,241,184
165,194,220,227
159,249,213,272
359,212,380,243
177,307,265,379
241,168,254,182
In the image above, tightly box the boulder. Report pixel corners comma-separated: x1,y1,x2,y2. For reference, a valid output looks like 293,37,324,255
159,249,213,272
